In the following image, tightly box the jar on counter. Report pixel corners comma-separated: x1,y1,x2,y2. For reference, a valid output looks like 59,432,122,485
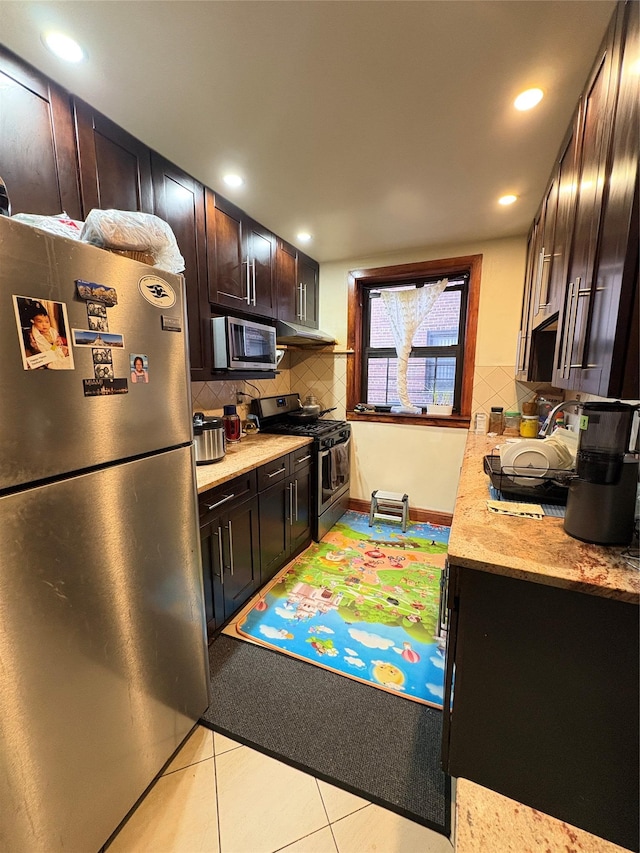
488,407,504,435
223,404,241,442
520,414,539,438
503,410,521,437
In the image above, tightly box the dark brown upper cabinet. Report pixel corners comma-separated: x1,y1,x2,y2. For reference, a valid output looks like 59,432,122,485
206,191,275,318
275,240,320,329
572,0,638,399
553,9,620,389
519,1,637,398
297,251,319,329
73,98,153,217
276,238,298,322
151,153,211,380
0,45,80,219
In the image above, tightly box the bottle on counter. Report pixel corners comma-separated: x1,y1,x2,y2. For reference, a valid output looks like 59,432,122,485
223,404,241,443
488,407,504,435
503,410,522,437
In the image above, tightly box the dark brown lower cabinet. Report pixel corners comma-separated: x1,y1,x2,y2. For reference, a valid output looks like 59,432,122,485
199,472,260,639
442,564,639,852
258,450,313,585
199,453,314,640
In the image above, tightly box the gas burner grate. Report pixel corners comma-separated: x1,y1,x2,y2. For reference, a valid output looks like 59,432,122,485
260,419,348,437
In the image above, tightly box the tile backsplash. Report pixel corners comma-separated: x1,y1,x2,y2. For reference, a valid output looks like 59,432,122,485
472,365,562,417
191,355,568,427
190,352,292,422
190,349,349,423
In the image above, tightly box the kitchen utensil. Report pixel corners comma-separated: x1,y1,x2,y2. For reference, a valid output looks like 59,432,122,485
193,412,226,464
500,440,560,485
288,404,337,423
300,395,321,416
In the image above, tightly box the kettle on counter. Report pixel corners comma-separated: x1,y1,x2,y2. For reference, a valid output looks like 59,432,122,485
193,412,226,464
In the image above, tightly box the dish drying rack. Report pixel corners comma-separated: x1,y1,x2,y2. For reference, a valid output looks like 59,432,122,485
483,454,575,504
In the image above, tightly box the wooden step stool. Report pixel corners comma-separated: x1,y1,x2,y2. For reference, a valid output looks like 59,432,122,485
369,490,409,532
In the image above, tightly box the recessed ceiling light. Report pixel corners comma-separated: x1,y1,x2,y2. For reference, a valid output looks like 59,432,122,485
514,88,544,111
42,32,85,63
297,232,312,243
498,194,518,206
223,174,244,188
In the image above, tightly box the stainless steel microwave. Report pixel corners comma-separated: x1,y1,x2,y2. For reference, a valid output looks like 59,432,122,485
212,315,278,371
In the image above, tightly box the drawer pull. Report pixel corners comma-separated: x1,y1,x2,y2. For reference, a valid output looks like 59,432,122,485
267,466,286,478
295,455,312,465
205,493,234,511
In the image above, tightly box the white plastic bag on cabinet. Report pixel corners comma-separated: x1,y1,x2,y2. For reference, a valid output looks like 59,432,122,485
81,209,185,273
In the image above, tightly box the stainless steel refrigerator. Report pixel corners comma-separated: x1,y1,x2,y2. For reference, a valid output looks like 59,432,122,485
0,216,210,851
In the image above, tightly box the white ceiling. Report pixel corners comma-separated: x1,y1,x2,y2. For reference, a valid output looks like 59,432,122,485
0,1,617,263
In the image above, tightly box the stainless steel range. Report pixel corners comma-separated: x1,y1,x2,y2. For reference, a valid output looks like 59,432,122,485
252,394,351,540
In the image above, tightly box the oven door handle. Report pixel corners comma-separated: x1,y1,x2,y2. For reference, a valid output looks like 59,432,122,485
320,435,351,459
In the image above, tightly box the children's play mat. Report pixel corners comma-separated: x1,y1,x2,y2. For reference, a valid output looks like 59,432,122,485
232,510,450,708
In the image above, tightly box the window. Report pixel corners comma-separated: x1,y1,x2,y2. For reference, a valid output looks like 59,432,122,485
347,255,481,426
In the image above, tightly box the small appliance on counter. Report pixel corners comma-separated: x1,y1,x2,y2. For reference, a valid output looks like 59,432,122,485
193,412,226,463
564,402,639,545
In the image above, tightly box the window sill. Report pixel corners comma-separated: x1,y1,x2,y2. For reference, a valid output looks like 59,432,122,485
347,410,471,429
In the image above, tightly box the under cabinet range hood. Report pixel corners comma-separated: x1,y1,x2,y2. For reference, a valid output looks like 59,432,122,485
275,320,336,346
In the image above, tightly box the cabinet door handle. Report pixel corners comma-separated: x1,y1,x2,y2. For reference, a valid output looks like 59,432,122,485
570,282,594,368
205,493,234,511
245,259,251,304
560,277,580,379
533,245,545,314
289,482,294,525
227,520,234,576
297,283,304,320
215,527,224,587
303,283,308,321
515,330,523,374
294,479,299,521
267,466,286,478
536,247,553,311
251,259,257,306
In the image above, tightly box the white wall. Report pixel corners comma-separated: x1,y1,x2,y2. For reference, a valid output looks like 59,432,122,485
317,235,528,514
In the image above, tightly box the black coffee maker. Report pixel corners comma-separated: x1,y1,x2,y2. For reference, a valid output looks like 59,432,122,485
564,402,639,545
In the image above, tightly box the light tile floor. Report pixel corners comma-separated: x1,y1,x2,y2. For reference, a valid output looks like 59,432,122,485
106,725,454,853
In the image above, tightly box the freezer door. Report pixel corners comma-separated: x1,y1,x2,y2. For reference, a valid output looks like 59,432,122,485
0,446,209,852
0,216,192,489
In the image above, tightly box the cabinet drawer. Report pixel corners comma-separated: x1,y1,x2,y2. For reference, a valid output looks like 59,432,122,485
199,470,256,525
257,454,289,491
289,446,313,473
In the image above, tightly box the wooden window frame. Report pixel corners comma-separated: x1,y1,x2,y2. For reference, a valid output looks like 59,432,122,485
346,254,481,428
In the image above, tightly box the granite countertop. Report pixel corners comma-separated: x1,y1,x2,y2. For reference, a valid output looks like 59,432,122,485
195,433,313,494
455,778,631,853
447,433,639,603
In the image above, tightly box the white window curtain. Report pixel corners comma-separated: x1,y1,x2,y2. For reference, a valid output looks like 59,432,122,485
380,279,448,413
